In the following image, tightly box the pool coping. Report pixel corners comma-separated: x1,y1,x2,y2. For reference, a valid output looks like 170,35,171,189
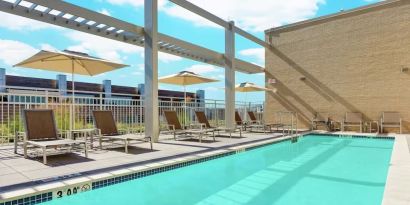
0,131,406,205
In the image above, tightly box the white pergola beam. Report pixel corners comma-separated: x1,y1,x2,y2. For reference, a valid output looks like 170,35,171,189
234,26,270,47
28,0,144,35
144,0,159,142
168,0,228,28
225,21,235,129
0,0,264,74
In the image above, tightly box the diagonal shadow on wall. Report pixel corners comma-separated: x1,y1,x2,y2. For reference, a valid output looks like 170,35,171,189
265,76,316,126
266,45,368,119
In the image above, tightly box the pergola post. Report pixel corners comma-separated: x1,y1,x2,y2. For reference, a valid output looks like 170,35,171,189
225,21,235,129
144,0,159,142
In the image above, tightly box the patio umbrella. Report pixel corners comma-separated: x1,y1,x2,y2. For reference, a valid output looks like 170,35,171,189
236,82,271,120
14,49,128,131
159,71,219,125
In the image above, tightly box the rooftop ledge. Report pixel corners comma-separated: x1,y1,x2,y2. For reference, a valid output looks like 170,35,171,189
265,0,405,34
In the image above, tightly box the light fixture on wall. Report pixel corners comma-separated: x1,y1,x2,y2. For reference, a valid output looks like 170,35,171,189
299,76,306,81
268,78,277,84
401,67,409,73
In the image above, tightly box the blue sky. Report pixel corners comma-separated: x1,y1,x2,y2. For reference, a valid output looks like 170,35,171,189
0,0,379,102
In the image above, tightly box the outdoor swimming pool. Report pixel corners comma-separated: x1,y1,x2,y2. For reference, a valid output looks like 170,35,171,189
43,135,394,205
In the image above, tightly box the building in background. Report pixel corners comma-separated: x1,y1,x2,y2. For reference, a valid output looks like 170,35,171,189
264,0,410,132
0,68,204,103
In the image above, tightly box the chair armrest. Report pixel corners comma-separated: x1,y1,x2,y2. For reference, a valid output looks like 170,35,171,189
58,131,70,139
166,124,176,131
117,129,128,134
190,123,206,130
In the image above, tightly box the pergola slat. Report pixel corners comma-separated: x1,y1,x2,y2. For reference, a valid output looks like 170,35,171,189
0,0,265,74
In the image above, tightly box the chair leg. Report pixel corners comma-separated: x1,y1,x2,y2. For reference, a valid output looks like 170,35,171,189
150,139,153,150
213,131,215,142
23,142,28,159
84,143,88,158
99,137,103,149
42,147,47,164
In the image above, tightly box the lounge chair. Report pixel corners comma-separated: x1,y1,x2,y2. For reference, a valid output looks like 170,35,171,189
380,112,402,134
195,111,242,138
22,109,87,164
247,111,284,133
235,111,247,130
311,112,330,130
342,112,363,132
92,110,153,153
164,110,215,142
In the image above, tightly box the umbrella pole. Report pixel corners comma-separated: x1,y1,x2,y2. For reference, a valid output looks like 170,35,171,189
70,60,75,137
184,86,187,127
244,92,248,122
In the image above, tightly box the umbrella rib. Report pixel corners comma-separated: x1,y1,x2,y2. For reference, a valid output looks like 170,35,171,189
13,53,65,67
74,59,92,76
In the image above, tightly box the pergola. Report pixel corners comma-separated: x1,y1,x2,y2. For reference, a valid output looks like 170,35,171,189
0,0,269,142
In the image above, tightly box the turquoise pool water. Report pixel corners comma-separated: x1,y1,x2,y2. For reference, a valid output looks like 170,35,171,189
44,135,394,205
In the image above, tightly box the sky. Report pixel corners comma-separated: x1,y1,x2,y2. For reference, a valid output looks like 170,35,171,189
0,0,380,102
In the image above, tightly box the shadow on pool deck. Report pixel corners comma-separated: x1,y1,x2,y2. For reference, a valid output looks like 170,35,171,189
0,132,291,193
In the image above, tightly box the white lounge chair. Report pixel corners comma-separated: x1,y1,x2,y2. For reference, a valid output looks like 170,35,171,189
342,112,363,132
380,112,402,134
93,110,153,153
22,109,88,164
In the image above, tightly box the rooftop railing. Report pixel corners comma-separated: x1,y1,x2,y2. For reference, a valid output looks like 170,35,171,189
0,86,265,145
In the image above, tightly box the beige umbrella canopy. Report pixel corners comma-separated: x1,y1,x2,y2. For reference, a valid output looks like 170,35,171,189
159,71,219,86
14,49,127,76
235,82,270,92
14,49,128,130
236,82,271,120
159,71,219,124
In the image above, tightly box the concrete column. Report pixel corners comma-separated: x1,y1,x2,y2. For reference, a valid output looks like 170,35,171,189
144,0,159,142
196,90,205,108
0,68,5,93
138,83,145,96
103,80,112,98
56,74,67,96
225,21,236,129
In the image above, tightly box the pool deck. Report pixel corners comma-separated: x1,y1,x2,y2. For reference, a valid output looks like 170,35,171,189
1,131,409,204
382,134,410,205
0,131,286,193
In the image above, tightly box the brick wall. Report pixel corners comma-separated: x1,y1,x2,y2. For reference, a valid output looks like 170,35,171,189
265,1,410,133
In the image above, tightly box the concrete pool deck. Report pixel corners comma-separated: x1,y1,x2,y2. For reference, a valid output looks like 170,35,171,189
0,131,409,204
0,131,285,192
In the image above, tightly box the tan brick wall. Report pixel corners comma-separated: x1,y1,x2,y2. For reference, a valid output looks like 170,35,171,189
265,2,410,133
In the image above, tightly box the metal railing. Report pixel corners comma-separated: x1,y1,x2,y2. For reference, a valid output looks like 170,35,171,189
0,88,265,145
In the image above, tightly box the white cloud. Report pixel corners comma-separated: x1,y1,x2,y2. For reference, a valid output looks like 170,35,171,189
239,48,265,63
158,52,182,63
65,31,144,63
105,0,324,32
162,0,325,32
106,0,168,9
132,71,143,75
185,64,220,74
6,71,22,76
99,8,111,16
0,39,38,66
0,11,58,31
40,44,57,51
204,86,218,91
